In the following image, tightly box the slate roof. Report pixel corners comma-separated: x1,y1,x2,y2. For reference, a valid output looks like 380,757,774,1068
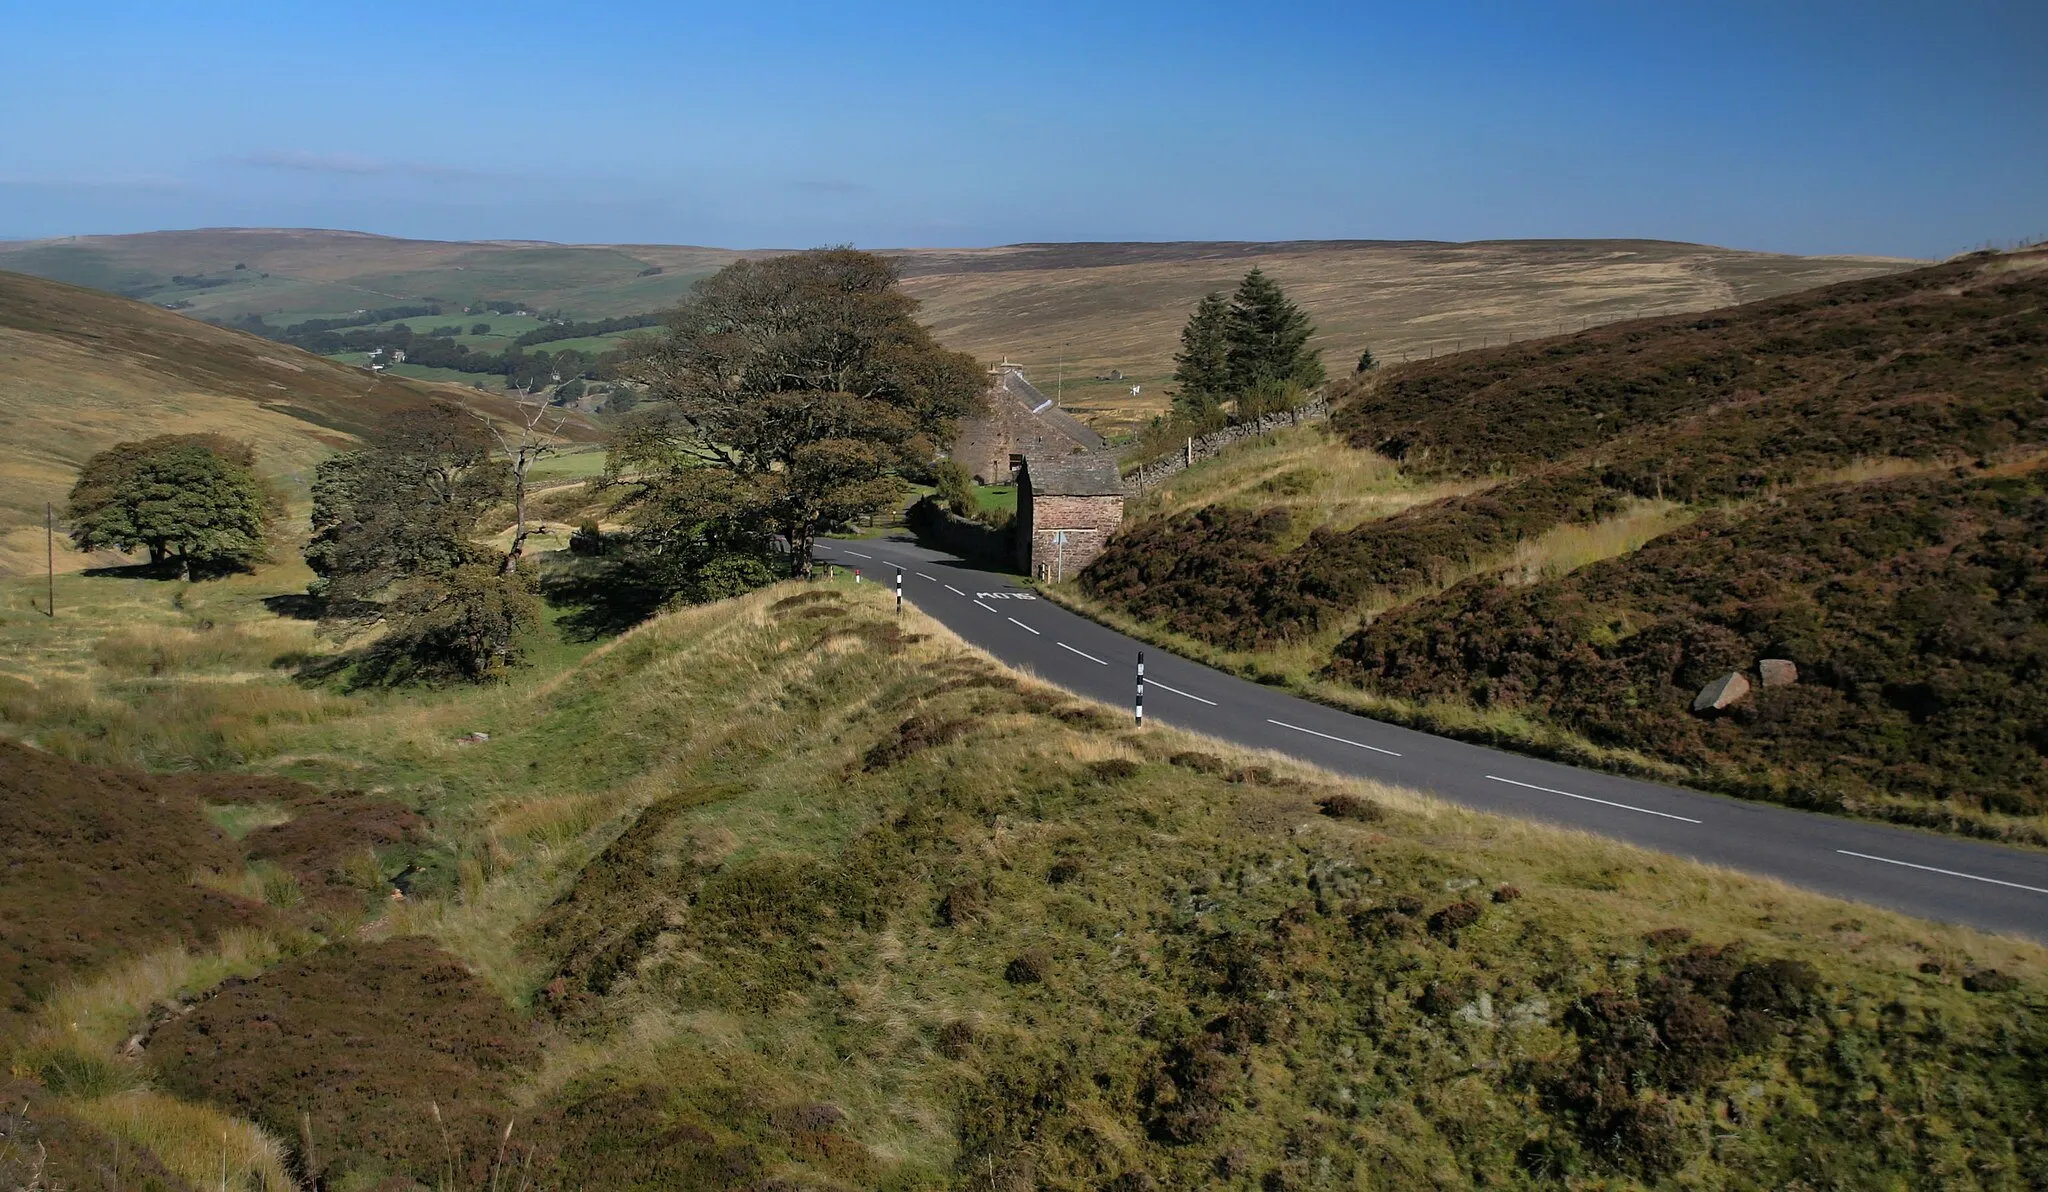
996,369,1106,450
1022,451,1125,497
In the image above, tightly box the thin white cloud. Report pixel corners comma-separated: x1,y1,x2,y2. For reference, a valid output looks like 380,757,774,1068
227,149,491,180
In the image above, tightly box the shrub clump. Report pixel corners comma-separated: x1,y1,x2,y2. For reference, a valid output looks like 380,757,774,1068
1491,884,1522,903
1428,900,1485,939
1168,751,1228,774
937,882,988,927
1005,949,1053,985
1088,757,1143,783
149,937,540,1188
1316,792,1385,823
1963,969,2020,994
862,713,973,771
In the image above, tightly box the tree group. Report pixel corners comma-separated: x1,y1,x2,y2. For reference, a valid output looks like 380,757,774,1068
617,247,983,580
67,434,274,576
306,402,538,682
1171,268,1325,420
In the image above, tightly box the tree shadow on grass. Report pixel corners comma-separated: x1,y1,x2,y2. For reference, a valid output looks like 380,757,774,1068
539,556,670,642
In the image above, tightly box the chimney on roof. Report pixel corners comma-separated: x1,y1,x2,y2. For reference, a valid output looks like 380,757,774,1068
990,359,1025,376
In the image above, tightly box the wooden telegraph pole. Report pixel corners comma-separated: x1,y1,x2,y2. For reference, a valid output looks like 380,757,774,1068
46,502,56,617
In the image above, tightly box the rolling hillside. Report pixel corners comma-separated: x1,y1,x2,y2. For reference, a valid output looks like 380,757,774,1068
1078,248,2048,842
0,229,1915,433
1,561,2041,1188
0,269,600,576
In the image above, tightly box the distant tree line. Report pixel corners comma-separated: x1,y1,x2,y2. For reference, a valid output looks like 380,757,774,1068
512,312,664,347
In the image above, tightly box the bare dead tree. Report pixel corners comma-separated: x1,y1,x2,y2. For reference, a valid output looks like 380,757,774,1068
470,396,568,572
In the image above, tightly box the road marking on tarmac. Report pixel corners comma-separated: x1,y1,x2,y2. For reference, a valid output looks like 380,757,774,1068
1485,775,1702,823
1836,850,2048,894
1267,720,1402,757
1147,679,1217,706
974,599,998,613
1007,617,1040,635
842,550,873,559
945,584,966,595
1058,642,1108,665
916,572,936,581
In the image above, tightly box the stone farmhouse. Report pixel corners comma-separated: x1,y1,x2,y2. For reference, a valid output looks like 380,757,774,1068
1016,453,1125,582
952,362,1104,484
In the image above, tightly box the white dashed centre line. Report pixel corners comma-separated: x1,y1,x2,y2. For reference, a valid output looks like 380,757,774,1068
945,584,966,596
1007,617,1041,635
1058,642,1108,665
1147,679,1217,706
1485,774,1702,823
1267,719,1403,757
973,599,999,613
1836,850,2048,894
841,549,873,559
916,572,936,581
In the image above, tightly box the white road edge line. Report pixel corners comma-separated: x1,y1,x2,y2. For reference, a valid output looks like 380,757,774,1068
1148,679,1217,706
973,599,999,613
945,584,966,595
1836,849,2048,895
1058,642,1109,665
916,572,937,581
1267,719,1402,757
1007,617,1041,635
1485,774,1702,824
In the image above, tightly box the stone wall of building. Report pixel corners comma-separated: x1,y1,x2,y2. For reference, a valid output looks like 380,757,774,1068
954,401,1094,485
1019,492,1124,581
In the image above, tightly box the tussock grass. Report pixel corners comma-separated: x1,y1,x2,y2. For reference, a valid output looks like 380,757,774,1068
93,619,317,677
22,929,300,1060
55,1091,295,1191
1501,498,1695,584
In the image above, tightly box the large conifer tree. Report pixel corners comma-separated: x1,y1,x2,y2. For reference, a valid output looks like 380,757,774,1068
1170,291,1231,419
1224,268,1325,391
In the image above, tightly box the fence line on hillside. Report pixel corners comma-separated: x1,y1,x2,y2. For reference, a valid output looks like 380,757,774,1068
1122,395,1331,497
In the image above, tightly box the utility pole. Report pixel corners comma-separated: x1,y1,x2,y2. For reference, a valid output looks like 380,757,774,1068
1056,339,1070,406
45,502,55,618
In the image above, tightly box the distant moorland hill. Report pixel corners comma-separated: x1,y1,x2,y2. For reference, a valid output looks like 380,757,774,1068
0,229,1916,432
0,269,600,576
1078,249,2048,843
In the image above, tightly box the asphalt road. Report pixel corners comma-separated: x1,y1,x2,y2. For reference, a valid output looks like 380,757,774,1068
817,535,2048,940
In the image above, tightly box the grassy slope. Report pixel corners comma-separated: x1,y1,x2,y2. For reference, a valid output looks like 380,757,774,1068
0,230,1915,436
1,558,2044,1187
1077,249,2048,842
0,269,603,577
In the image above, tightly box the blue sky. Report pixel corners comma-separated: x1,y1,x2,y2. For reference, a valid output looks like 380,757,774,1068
2,0,2042,256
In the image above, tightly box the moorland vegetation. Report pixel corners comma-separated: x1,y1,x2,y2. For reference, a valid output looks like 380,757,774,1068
1,557,2042,1189
1079,249,2048,841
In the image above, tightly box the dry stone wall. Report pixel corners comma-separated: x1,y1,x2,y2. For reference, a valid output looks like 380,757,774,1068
1121,395,1330,496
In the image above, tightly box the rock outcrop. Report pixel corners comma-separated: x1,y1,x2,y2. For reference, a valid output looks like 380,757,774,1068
1692,671,1751,713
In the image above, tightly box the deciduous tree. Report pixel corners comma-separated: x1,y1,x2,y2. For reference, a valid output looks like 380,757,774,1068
305,402,537,681
67,435,273,576
626,247,983,574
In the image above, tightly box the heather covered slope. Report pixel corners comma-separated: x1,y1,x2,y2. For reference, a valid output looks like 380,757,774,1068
1079,249,2048,839
4,570,2045,1188
0,268,599,576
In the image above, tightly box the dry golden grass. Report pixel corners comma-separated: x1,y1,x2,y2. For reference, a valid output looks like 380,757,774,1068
57,1091,296,1191
1502,499,1696,585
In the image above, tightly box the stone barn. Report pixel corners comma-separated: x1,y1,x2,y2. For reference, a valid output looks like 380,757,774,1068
952,361,1105,484
1016,453,1125,582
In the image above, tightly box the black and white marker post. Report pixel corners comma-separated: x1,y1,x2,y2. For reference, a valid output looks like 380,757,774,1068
1135,651,1145,726
894,568,903,615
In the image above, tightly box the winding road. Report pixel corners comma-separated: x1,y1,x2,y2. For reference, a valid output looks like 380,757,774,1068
817,535,2048,940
